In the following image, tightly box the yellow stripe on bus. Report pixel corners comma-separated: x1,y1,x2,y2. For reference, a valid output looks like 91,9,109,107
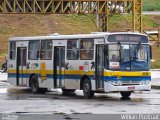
104,71,151,77
65,70,94,75
8,69,150,77
8,69,40,74
8,69,94,75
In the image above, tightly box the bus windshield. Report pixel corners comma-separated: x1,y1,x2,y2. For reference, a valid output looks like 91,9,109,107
107,44,150,71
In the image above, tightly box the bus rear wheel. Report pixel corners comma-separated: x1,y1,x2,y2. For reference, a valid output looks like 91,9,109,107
120,91,131,98
83,78,94,99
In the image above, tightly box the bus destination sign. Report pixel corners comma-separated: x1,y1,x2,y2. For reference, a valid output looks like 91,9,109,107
107,34,148,43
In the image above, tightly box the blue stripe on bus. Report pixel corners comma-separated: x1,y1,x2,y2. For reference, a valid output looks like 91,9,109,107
104,76,151,81
8,73,151,81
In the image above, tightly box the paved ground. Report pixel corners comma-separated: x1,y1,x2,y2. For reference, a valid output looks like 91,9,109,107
0,83,160,114
0,71,160,120
151,70,160,89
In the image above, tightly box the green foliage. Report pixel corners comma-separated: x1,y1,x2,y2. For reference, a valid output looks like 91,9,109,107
143,0,160,11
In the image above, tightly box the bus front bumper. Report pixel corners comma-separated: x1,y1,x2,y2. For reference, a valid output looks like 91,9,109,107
104,82,151,93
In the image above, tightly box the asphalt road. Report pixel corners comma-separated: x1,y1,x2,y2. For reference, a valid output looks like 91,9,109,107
0,80,160,120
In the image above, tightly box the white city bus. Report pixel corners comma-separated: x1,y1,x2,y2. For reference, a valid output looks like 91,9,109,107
8,32,151,98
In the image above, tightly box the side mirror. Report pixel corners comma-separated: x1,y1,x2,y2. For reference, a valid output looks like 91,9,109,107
150,45,152,59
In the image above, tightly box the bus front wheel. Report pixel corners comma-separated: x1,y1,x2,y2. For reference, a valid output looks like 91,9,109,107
83,78,94,99
31,75,39,93
30,75,47,94
120,91,131,98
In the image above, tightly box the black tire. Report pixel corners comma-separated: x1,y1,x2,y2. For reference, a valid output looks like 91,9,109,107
30,75,47,94
62,89,76,93
31,75,39,93
120,91,131,98
83,78,94,99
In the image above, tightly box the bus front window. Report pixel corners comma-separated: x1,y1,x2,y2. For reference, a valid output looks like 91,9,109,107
108,44,150,71
108,44,120,70
120,44,130,70
130,45,149,71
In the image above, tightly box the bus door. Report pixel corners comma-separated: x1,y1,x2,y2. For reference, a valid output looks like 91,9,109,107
54,46,65,88
95,45,104,90
16,47,27,86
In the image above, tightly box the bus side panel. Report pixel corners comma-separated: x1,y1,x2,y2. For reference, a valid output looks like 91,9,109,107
26,59,54,89
64,60,80,89
38,78,53,89
64,60,96,90
38,60,54,89
78,60,96,91
8,62,17,86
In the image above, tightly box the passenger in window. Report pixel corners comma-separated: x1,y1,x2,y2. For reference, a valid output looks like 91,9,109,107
81,50,88,59
72,47,78,58
80,41,85,49
40,51,45,59
111,54,119,62
138,47,146,60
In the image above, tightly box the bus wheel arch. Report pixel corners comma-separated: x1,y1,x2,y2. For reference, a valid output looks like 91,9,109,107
80,75,94,99
29,74,47,93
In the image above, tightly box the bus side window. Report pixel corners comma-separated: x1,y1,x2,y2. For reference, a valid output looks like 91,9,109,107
28,41,40,60
80,50,88,59
10,42,16,60
137,46,147,60
67,40,79,60
80,39,94,60
40,41,52,60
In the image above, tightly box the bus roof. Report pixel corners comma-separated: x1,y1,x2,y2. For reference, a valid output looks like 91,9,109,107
9,32,148,41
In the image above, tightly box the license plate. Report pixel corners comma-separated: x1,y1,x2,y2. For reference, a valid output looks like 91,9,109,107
128,86,135,90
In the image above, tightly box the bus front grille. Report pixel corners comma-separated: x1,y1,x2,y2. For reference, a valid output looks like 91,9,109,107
121,81,140,86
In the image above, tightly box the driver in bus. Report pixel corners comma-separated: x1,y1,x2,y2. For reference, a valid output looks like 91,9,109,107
111,54,119,62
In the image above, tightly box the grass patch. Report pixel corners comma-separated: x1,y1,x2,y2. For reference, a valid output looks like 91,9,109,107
143,0,160,11
108,15,132,31
143,15,159,28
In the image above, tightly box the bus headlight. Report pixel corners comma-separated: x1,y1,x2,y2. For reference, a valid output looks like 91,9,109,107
140,80,150,85
145,80,150,85
108,80,122,86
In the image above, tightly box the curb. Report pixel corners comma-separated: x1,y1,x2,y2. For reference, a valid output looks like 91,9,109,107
151,85,160,89
151,69,160,71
